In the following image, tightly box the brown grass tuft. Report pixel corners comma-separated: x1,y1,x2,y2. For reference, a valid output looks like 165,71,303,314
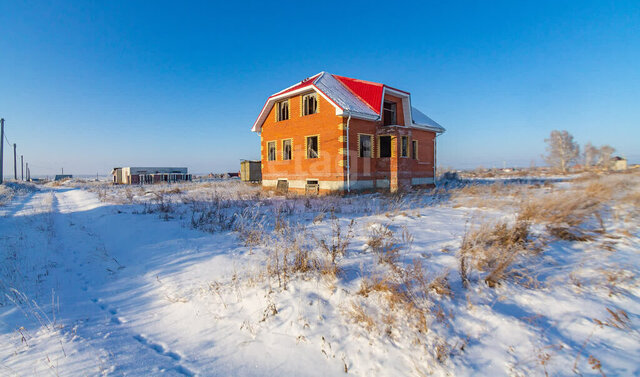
459,220,537,287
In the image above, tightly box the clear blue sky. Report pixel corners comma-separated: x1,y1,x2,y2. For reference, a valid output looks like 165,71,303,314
1,0,638,176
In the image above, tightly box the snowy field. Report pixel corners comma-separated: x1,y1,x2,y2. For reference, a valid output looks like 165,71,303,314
1,172,639,376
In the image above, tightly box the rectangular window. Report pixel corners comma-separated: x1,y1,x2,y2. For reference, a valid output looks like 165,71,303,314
383,101,397,126
282,139,292,160
276,100,289,121
359,134,372,158
267,141,276,161
412,140,418,160
379,135,391,158
400,136,408,157
306,136,319,159
302,93,318,116
305,180,319,195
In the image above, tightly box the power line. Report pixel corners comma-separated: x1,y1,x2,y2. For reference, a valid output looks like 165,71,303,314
1,118,28,183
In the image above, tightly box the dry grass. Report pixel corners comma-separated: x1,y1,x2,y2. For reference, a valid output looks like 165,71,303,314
264,217,350,290
353,262,453,342
314,212,355,263
351,226,453,344
365,224,413,267
519,191,602,227
345,302,376,332
621,191,640,218
450,182,525,209
459,220,538,288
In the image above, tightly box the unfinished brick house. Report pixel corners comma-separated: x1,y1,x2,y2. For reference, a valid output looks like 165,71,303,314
251,72,445,193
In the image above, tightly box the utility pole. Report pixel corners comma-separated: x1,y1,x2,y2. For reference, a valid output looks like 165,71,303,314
0,118,4,184
25,162,29,181
13,144,17,180
21,155,23,181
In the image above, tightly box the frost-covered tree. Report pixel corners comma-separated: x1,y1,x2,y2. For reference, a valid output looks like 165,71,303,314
583,142,599,169
544,130,580,174
598,145,616,169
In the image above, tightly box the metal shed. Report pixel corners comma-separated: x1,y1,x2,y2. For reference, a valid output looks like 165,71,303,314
240,160,261,182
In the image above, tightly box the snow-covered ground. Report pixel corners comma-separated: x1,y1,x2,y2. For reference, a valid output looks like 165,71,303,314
1,173,638,376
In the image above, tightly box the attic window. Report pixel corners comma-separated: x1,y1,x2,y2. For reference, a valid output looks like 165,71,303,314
302,93,318,116
276,100,289,121
383,101,397,126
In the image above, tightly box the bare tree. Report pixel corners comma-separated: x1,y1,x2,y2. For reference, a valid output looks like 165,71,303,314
544,130,580,174
583,142,599,169
598,145,615,170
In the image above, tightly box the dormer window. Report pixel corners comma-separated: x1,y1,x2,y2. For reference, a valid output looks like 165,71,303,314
276,100,289,121
383,101,397,126
302,93,318,115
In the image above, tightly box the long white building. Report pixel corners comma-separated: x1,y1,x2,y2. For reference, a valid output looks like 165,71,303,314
112,167,191,185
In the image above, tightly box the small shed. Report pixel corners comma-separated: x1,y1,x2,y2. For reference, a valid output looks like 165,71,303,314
612,157,627,171
240,160,261,182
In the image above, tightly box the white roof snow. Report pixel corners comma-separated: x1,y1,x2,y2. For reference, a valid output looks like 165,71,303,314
313,72,379,120
411,106,446,133
252,72,445,134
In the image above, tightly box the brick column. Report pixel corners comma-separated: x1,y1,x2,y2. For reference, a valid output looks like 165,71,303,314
389,136,399,192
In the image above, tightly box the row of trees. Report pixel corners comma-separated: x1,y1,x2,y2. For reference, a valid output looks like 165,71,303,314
544,130,616,173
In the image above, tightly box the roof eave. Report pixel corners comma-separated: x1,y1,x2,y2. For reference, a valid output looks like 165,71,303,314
411,122,446,133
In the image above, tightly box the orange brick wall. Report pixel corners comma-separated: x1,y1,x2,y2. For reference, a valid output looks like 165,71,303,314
260,92,346,186
258,90,437,192
347,110,436,185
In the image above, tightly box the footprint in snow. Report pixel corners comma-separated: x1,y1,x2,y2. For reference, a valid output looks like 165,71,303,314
133,334,196,376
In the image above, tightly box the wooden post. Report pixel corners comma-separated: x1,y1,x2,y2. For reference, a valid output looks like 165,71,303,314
0,118,4,184
13,144,17,180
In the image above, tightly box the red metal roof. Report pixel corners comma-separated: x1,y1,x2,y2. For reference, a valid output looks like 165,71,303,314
333,75,384,114
252,72,416,132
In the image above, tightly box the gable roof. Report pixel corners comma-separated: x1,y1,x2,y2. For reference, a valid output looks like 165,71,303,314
251,72,445,134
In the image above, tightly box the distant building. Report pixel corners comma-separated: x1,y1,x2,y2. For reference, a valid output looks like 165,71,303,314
54,174,73,181
112,167,191,185
612,157,627,171
240,160,262,182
